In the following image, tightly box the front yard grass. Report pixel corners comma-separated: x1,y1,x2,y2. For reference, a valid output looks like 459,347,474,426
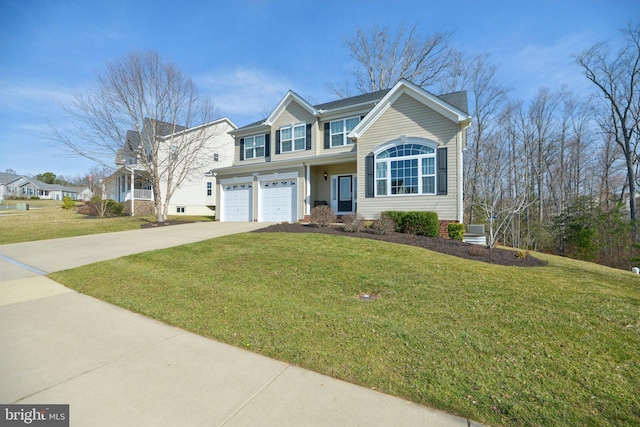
49,232,640,427
0,200,212,244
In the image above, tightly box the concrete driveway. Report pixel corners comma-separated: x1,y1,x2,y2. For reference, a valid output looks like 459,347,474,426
0,221,483,426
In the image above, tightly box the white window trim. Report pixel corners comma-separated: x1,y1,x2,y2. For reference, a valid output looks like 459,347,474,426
374,139,438,197
280,123,306,153
329,116,359,148
244,134,265,159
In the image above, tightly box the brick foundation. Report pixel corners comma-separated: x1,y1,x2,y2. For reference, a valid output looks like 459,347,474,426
124,200,155,216
439,220,458,239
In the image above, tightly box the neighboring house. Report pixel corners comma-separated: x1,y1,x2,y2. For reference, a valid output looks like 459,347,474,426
213,79,472,230
0,172,91,201
0,172,22,200
112,117,236,216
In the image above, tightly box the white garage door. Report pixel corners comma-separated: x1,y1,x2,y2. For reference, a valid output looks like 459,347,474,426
222,183,252,221
259,180,297,222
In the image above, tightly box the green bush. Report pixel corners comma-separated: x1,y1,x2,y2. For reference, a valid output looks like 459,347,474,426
106,199,124,216
383,211,439,237
87,197,124,217
61,195,76,210
448,223,465,241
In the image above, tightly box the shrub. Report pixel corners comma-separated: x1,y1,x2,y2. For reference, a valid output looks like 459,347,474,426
515,250,529,259
448,223,465,241
61,195,76,210
342,212,365,233
383,211,439,237
372,213,397,235
310,205,336,227
87,197,124,217
107,199,124,216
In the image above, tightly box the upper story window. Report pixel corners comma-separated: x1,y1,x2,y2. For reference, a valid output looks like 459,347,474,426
375,143,437,196
244,135,265,159
330,117,360,147
280,123,306,152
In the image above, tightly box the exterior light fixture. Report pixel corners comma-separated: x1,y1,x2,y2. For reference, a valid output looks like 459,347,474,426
323,171,328,180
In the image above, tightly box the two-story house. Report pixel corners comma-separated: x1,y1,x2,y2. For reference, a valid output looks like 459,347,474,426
214,79,471,230
113,117,236,217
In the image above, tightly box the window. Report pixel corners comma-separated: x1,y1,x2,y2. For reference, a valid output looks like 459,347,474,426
206,182,212,196
213,153,219,161
280,123,306,152
244,135,265,159
375,143,437,196
176,206,185,213
330,117,360,147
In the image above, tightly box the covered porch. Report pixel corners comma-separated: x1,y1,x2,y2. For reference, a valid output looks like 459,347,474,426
115,168,154,203
307,161,357,216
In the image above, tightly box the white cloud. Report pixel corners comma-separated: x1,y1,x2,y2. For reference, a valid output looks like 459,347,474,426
0,77,76,116
195,67,293,124
501,32,596,101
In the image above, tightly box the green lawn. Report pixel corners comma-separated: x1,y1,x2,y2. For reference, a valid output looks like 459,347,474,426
0,200,213,244
49,232,640,427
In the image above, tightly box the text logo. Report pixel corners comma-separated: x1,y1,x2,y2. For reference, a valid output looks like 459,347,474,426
1,405,69,427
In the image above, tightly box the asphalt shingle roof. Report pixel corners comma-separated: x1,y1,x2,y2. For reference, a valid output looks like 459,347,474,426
313,88,391,111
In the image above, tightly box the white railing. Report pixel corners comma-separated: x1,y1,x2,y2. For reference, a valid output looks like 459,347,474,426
122,189,153,201
133,189,153,200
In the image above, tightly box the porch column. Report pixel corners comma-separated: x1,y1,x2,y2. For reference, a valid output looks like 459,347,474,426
305,163,311,216
130,168,135,217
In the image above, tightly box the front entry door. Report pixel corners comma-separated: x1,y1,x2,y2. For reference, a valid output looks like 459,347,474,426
338,175,353,212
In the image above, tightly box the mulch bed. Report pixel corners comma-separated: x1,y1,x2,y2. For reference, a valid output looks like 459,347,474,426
254,223,547,267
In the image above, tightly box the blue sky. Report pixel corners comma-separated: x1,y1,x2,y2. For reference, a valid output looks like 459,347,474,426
0,0,637,178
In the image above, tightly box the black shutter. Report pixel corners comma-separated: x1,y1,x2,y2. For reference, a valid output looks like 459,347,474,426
306,123,312,150
437,147,447,195
275,130,281,155
239,138,245,161
365,153,375,198
324,122,330,149
264,133,270,158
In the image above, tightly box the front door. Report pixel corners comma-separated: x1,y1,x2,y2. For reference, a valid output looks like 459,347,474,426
338,175,353,212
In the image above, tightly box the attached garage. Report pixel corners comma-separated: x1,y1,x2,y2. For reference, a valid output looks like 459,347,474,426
221,182,253,221
259,179,297,222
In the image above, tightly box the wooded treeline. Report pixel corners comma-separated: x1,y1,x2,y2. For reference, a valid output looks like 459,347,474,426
337,22,640,269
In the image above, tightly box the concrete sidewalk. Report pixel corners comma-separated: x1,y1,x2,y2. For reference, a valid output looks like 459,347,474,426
0,222,484,426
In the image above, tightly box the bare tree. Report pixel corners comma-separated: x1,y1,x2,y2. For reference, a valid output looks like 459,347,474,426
472,126,531,249
452,53,509,225
51,50,219,222
575,22,640,240
330,23,453,96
